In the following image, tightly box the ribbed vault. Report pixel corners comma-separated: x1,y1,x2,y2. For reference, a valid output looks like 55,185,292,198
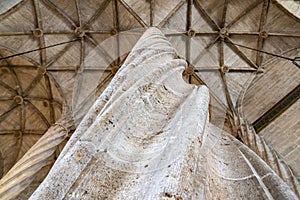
0,48,63,178
0,0,299,198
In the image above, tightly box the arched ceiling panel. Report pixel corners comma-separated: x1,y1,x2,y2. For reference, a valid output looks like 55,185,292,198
192,4,214,32
243,54,300,123
46,41,81,68
0,36,40,65
161,1,187,31
0,0,22,15
190,36,220,67
196,0,224,26
44,34,75,66
79,0,109,26
118,0,147,30
226,0,263,31
265,2,300,34
261,36,300,65
153,0,182,26
46,0,78,24
228,35,258,66
39,0,74,32
0,102,20,130
225,72,253,108
122,0,150,26
0,0,35,32
0,0,299,190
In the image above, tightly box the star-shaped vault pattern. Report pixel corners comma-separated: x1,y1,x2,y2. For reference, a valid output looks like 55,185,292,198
0,0,299,198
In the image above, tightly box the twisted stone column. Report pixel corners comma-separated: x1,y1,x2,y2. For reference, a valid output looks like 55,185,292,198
28,27,298,200
0,113,74,200
236,115,300,198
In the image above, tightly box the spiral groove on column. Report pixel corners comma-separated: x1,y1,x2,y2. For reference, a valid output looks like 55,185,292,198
237,116,300,198
0,114,74,200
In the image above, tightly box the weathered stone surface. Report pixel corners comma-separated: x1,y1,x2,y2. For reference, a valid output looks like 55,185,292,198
0,111,73,200
30,27,210,199
29,28,298,200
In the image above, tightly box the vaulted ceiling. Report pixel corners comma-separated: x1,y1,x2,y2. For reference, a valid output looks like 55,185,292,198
0,0,299,197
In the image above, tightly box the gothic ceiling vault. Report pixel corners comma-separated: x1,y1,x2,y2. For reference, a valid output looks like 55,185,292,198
0,0,299,198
